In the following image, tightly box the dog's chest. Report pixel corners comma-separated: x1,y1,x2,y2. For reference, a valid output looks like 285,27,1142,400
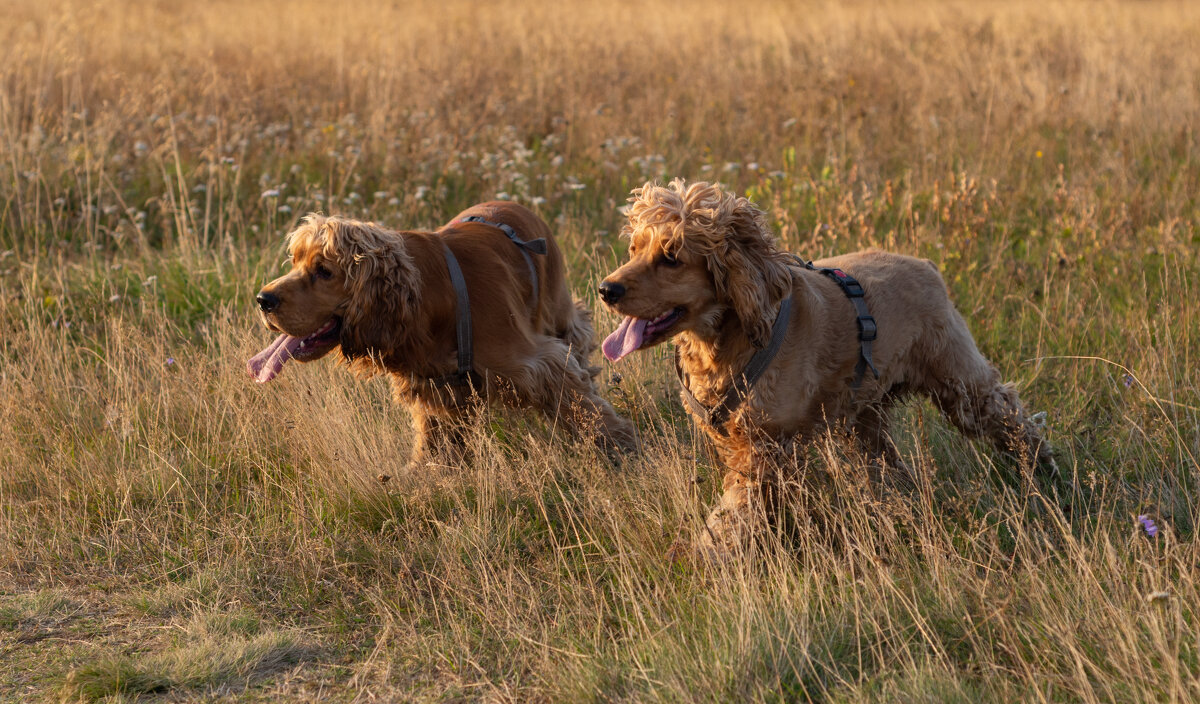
690,366,851,444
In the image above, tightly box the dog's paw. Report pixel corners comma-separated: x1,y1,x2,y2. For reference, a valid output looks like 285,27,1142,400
668,533,736,568
665,536,694,565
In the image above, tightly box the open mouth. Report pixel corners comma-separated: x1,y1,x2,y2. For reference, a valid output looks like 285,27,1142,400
246,317,342,383
602,306,685,362
290,318,342,361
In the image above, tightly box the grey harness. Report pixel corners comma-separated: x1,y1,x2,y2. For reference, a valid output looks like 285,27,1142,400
676,257,879,436
432,217,547,388
458,215,548,307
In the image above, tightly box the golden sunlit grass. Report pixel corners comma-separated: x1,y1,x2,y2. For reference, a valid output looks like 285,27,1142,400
1,0,1197,701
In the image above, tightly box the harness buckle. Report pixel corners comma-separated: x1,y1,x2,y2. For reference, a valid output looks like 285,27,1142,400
857,315,878,342
841,280,865,297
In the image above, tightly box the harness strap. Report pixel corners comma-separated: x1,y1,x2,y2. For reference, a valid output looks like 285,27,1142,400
675,295,793,437
805,263,880,389
436,240,475,387
675,255,883,435
458,216,547,309
431,217,548,389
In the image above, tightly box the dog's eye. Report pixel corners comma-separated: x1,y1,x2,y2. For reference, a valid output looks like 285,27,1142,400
314,264,333,280
659,251,681,267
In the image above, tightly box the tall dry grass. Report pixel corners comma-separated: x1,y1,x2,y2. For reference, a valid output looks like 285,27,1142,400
1,0,1197,701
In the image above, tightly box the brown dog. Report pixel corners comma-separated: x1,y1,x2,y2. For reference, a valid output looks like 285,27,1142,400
599,180,1055,557
249,202,636,466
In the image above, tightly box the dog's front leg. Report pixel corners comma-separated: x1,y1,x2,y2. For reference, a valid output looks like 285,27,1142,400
694,434,784,560
407,405,469,471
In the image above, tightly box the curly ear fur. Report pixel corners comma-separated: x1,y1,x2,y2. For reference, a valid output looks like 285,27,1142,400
319,217,422,361
704,195,792,348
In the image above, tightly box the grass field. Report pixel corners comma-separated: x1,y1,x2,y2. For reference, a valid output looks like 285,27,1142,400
1,0,1198,701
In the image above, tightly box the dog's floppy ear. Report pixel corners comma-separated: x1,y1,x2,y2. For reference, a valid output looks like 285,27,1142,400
706,197,792,348
321,218,421,360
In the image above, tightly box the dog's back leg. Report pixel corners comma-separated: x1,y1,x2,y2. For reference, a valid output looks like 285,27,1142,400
921,321,1056,477
557,299,601,381
500,337,637,455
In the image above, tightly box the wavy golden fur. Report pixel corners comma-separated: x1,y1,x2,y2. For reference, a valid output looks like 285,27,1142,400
253,201,636,467
601,179,1055,558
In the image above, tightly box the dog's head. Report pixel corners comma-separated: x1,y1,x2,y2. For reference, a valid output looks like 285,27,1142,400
247,215,420,382
598,179,792,362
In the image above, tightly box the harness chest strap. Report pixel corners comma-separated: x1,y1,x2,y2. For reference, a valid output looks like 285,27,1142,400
432,218,547,388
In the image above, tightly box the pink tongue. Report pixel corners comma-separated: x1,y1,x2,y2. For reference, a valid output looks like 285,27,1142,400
601,317,648,363
246,333,304,383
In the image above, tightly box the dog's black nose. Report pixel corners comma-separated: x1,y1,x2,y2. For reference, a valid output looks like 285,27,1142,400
256,291,280,313
598,280,625,305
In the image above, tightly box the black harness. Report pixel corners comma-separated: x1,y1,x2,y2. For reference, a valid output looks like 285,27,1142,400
676,257,879,436
803,260,880,390
676,295,794,434
431,217,547,388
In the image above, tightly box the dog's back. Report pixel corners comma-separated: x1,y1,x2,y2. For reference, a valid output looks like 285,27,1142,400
813,250,947,332
810,250,968,384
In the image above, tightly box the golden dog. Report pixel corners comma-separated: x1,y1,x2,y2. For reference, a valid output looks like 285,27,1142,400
249,202,636,466
599,180,1055,557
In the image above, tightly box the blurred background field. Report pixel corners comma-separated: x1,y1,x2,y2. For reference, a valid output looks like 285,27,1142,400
1,0,1197,701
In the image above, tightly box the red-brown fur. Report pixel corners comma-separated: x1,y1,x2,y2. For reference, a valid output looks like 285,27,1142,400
600,180,1055,558
256,201,636,466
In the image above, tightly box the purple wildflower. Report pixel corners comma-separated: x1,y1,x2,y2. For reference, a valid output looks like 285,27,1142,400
1122,374,1134,388
1137,514,1158,538
166,357,176,366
